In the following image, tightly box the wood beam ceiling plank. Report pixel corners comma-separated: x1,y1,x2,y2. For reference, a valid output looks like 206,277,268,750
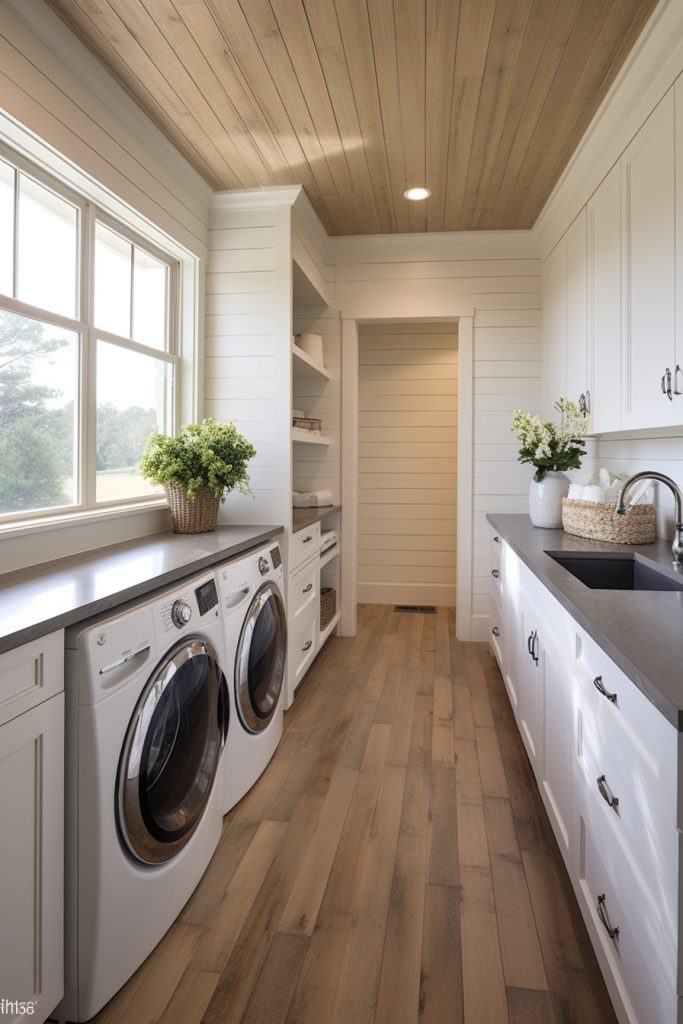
425,0,461,233
442,0,496,232
367,0,412,234
100,0,280,188
48,0,226,189
461,0,534,229
301,0,384,234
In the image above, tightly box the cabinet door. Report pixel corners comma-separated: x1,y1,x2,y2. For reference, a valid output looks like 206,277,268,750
621,89,675,429
0,693,64,1023
588,163,621,433
565,208,588,409
544,241,566,417
519,600,543,773
502,543,523,720
540,626,575,867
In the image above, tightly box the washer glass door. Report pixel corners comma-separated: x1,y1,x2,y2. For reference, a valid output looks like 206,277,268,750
117,638,228,865
235,581,286,733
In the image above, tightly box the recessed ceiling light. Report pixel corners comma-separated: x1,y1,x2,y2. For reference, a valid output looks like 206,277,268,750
404,186,431,201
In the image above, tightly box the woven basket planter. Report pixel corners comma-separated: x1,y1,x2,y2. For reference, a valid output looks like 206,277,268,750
561,498,656,545
164,483,220,534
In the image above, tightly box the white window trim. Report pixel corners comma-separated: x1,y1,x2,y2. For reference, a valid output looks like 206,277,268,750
0,137,199,537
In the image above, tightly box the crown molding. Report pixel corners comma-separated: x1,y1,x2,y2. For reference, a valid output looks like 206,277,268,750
211,186,303,211
533,0,683,257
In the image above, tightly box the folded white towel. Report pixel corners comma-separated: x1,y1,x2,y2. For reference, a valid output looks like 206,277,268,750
293,490,333,508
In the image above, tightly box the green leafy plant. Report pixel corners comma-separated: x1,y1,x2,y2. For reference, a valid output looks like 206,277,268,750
139,418,256,501
511,397,589,483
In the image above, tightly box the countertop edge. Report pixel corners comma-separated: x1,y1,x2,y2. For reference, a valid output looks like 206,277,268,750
292,505,341,530
0,524,284,655
487,513,683,731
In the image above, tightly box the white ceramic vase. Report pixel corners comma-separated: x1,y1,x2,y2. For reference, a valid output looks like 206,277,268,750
528,471,569,528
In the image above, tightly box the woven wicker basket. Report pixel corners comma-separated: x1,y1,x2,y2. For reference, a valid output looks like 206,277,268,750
561,498,656,544
320,587,336,629
164,483,220,534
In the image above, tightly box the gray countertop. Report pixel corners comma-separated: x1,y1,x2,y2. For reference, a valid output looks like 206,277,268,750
487,514,683,730
0,524,283,655
292,505,341,531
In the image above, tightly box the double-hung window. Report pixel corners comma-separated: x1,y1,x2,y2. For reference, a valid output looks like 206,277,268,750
0,146,178,523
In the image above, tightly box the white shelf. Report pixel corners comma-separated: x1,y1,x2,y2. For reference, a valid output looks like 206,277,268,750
319,611,340,647
319,545,338,569
292,342,331,383
292,427,331,445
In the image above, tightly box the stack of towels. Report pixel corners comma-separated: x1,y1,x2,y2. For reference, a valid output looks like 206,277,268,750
568,468,653,505
293,490,333,508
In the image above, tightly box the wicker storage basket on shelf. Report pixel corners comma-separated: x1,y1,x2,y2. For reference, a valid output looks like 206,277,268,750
320,587,336,629
164,483,220,534
561,498,656,544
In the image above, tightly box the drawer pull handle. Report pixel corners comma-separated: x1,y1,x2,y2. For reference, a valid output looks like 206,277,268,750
597,894,619,942
492,626,500,637
302,640,313,652
597,774,619,811
527,629,539,664
593,675,617,704
491,569,500,578
493,535,500,543
302,583,313,593
302,535,313,544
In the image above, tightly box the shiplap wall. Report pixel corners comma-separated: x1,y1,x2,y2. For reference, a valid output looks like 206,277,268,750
333,234,542,639
204,199,292,529
357,322,457,606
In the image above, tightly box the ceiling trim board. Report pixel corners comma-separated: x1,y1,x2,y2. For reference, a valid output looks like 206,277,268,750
211,186,303,212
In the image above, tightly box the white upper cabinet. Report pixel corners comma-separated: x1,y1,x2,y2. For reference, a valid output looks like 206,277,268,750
587,163,621,433
621,89,676,429
564,208,588,412
543,210,588,420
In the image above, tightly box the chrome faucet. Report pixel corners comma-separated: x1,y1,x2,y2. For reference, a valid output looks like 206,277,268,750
615,471,683,569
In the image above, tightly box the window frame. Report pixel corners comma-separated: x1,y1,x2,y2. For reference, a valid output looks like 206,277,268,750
0,142,181,526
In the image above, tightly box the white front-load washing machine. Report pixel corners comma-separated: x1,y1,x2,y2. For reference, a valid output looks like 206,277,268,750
216,541,286,814
58,568,229,1022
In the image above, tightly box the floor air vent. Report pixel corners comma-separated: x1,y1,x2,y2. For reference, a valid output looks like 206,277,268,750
394,604,437,614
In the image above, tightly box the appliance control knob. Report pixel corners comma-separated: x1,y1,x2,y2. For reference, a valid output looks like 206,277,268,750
171,599,192,628
258,555,270,576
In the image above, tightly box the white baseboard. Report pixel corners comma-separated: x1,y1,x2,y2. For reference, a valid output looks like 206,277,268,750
357,582,456,607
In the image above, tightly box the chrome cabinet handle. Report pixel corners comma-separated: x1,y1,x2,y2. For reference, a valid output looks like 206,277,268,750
597,774,619,811
302,640,313,652
661,371,667,395
593,675,617,704
492,626,500,637
302,583,313,593
597,894,619,942
493,535,500,543
579,392,587,416
675,364,682,396
664,367,673,400
491,569,500,578
302,534,313,543
585,388,591,414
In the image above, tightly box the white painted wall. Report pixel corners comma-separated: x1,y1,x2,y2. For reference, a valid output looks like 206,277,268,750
357,322,458,607
537,0,683,543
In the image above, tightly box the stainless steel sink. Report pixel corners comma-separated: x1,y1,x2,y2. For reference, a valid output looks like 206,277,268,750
545,552,683,591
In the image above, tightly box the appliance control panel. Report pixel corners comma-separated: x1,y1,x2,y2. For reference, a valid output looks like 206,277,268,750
270,544,282,569
155,574,219,639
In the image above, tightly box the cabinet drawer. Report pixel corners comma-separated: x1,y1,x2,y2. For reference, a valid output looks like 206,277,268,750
575,626,678,826
577,781,679,1020
289,559,318,621
0,630,64,727
489,590,505,672
577,739,679,989
290,522,321,571
290,613,317,687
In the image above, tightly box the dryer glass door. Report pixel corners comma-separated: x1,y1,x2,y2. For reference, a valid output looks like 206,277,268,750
117,638,228,865
235,581,286,733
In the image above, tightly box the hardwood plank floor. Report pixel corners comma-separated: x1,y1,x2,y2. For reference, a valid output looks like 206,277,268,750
85,605,617,1024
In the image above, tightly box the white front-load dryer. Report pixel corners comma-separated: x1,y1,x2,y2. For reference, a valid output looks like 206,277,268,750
58,569,229,1022
216,541,286,814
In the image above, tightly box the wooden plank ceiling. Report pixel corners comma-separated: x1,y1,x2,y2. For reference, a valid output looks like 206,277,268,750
45,0,658,235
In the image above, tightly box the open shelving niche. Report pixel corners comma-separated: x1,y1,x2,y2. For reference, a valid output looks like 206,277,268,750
290,258,341,680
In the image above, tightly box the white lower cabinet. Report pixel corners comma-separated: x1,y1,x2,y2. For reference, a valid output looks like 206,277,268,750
491,539,683,1023
0,631,64,1024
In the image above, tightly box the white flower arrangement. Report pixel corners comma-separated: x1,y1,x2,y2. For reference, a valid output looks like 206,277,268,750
511,397,589,483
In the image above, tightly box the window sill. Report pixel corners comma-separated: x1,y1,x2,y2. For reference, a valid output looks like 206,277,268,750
0,499,168,541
